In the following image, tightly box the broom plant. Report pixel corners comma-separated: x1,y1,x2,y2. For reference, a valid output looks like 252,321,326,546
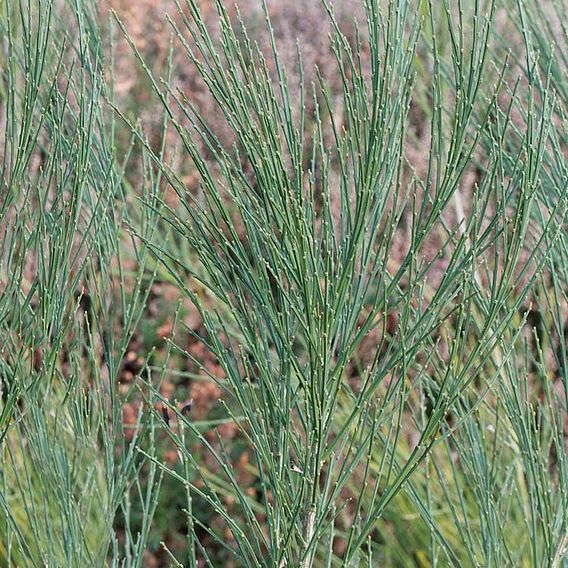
1,0,567,565
114,0,567,565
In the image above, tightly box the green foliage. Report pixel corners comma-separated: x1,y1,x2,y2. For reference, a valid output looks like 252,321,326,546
0,0,161,565
1,0,568,566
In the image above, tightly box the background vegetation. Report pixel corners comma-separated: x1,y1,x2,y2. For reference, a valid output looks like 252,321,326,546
1,0,568,566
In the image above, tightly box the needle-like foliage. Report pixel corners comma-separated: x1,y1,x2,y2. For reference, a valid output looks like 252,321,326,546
113,0,567,565
0,1,162,565
1,0,567,566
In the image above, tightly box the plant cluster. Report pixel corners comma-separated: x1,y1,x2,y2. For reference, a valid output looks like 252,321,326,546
1,0,568,566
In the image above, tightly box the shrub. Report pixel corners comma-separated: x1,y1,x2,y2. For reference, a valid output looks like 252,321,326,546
1,0,567,565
